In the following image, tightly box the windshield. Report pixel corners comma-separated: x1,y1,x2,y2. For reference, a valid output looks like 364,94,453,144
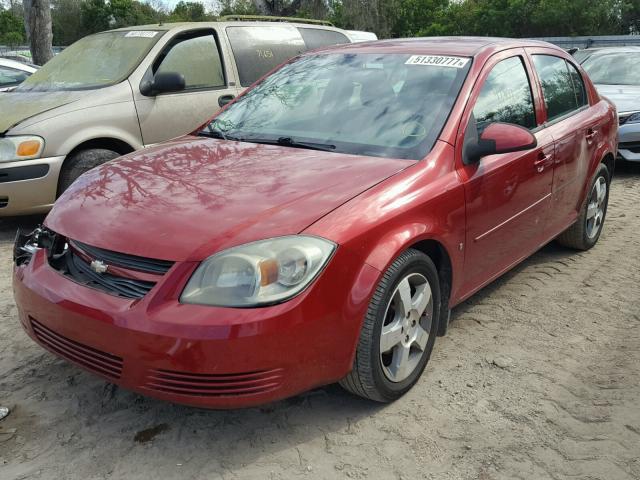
582,52,640,86
17,31,163,92
204,52,471,160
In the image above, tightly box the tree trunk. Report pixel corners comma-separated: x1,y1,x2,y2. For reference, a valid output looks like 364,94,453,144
23,0,54,66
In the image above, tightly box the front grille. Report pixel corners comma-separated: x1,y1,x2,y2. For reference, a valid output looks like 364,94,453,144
31,318,123,380
45,234,175,300
145,368,284,397
65,250,156,299
0,197,7,208
619,141,640,154
72,241,174,274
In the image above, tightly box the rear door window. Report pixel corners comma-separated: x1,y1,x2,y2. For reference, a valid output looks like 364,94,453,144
566,61,588,108
473,56,537,131
155,32,225,90
298,28,350,50
532,55,583,121
0,66,29,88
226,26,305,87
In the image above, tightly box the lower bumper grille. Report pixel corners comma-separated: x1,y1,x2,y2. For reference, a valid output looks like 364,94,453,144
31,318,123,380
619,141,640,154
0,197,7,208
145,368,284,397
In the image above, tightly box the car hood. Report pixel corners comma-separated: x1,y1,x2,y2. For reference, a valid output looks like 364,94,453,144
0,90,87,133
46,136,413,261
595,84,640,114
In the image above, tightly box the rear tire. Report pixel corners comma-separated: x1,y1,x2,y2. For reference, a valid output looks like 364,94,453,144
58,148,120,195
556,163,610,250
340,249,440,402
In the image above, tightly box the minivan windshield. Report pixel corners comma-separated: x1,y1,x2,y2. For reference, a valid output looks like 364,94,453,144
204,53,471,160
582,52,640,86
17,31,163,92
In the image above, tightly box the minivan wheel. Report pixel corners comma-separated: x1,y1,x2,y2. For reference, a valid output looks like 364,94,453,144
340,249,440,402
556,163,610,250
58,148,121,195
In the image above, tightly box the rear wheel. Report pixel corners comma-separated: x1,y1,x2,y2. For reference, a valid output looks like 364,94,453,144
340,249,440,402
58,148,120,195
556,163,610,250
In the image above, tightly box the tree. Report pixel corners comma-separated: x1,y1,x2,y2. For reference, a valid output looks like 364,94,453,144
171,1,208,21
0,8,26,45
23,0,54,64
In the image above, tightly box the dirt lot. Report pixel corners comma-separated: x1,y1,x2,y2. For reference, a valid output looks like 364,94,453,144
1,166,639,480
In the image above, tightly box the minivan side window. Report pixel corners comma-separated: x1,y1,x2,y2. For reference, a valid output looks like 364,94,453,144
155,33,225,90
226,26,305,87
298,28,350,50
472,56,537,132
532,55,583,121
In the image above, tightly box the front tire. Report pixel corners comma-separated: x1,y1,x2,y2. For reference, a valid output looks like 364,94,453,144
58,148,120,195
340,249,440,402
556,163,610,250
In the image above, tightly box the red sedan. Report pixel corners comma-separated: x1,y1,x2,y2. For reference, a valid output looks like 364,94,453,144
13,37,617,408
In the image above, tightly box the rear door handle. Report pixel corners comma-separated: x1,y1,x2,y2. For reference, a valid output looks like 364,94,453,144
534,153,552,173
218,94,235,108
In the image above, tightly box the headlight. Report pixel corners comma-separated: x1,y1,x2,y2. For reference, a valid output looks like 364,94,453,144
0,135,45,163
180,236,336,307
624,112,640,124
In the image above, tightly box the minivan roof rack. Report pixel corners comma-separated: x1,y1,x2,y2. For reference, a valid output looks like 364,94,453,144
219,15,334,27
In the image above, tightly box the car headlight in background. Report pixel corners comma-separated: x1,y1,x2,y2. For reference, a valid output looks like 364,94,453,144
181,236,336,307
0,136,45,163
623,112,640,125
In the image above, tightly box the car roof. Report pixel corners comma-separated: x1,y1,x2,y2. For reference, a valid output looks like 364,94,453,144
108,21,347,33
306,36,560,57
0,57,37,72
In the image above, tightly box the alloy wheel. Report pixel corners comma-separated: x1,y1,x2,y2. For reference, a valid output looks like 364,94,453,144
379,273,434,383
586,176,607,239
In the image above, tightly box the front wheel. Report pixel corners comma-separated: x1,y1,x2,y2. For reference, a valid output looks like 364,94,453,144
58,148,121,195
556,163,610,250
340,249,440,402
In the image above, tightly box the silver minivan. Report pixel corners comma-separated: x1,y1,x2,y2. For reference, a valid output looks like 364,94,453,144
0,19,369,216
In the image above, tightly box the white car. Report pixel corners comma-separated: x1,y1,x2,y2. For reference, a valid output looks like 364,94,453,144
0,58,37,92
580,47,640,162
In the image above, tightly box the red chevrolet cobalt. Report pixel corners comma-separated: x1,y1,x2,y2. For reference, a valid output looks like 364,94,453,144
13,38,617,408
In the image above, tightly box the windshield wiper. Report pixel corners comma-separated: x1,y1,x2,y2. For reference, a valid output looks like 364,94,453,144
242,136,336,152
197,126,242,142
277,137,336,152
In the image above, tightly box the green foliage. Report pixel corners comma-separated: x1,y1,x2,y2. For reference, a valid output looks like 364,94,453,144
170,1,209,22
6,0,640,48
0,8,25,45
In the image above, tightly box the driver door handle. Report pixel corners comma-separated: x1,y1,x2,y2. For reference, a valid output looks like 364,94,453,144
534,153,552,173
586,128,597,142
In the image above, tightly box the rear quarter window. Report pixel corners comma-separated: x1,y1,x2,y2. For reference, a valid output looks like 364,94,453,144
226,26,305,87
297,28,350,50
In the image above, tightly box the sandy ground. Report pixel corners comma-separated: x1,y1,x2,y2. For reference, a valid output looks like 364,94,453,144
0,165,639,480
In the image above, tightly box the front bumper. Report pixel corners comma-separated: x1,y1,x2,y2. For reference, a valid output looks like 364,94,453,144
0,156,65,216
13,246,379,408
618,122,640,162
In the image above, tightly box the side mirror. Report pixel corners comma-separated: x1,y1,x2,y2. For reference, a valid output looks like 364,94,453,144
463,122,537,165
140,72,186,96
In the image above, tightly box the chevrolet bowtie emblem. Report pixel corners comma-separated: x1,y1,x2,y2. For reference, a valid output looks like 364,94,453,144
90,259,108,274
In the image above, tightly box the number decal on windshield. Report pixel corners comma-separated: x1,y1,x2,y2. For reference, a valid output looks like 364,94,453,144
405,55,469,68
